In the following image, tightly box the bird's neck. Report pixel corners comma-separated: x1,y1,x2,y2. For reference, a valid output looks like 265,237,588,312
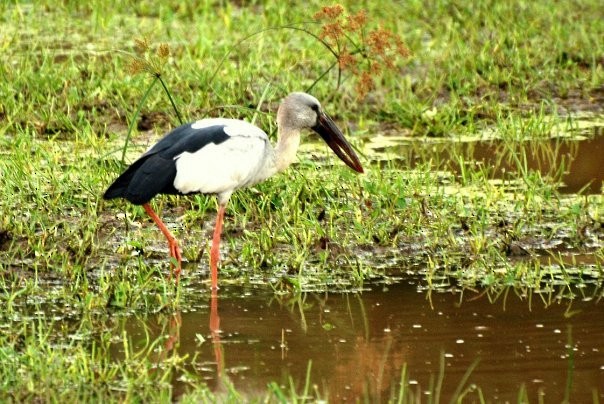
274,127,301,173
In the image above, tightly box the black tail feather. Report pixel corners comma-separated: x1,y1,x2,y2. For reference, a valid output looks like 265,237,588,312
103,155,178,205
103,158,148,201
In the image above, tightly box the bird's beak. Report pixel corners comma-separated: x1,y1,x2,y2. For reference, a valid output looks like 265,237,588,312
312,112,364,173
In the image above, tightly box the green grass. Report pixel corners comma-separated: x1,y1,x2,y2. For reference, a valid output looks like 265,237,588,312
0,0,603,401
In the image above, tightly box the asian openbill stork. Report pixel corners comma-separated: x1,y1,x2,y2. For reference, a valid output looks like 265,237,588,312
103,92,363,292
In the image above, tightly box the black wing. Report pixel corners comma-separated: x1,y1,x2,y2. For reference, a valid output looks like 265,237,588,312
103,123,230,205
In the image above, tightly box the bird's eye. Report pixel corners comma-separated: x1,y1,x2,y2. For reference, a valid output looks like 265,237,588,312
311,104,320,112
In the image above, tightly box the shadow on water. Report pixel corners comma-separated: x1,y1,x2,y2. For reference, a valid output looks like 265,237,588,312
112,282,604,401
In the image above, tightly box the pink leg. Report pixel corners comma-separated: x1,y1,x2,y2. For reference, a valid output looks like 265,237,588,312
143,203,182,283
210,204,226,295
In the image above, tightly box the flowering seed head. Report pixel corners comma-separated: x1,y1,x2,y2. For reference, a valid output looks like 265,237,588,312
313,4,345,20
346,10,367,31
157,43,170,59
134,37,149,54
338,52,357,70
320,22,345,41
127,58,146,75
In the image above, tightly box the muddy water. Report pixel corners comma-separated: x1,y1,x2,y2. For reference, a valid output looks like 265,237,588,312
367,132,604,194
114,282,604,401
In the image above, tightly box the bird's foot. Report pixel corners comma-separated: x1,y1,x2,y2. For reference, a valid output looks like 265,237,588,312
168,240,182,284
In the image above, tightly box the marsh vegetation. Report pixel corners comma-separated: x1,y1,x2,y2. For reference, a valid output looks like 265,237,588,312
0,0,602,401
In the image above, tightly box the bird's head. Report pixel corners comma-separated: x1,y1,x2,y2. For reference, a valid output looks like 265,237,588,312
277,92,364,173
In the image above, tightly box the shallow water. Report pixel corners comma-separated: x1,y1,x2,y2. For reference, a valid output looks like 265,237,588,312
113,281,604,401
365,133,604,194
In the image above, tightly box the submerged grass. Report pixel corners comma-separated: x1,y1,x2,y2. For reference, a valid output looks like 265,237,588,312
0,0,603,401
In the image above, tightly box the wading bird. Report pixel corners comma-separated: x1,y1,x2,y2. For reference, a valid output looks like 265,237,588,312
104,92,363,292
